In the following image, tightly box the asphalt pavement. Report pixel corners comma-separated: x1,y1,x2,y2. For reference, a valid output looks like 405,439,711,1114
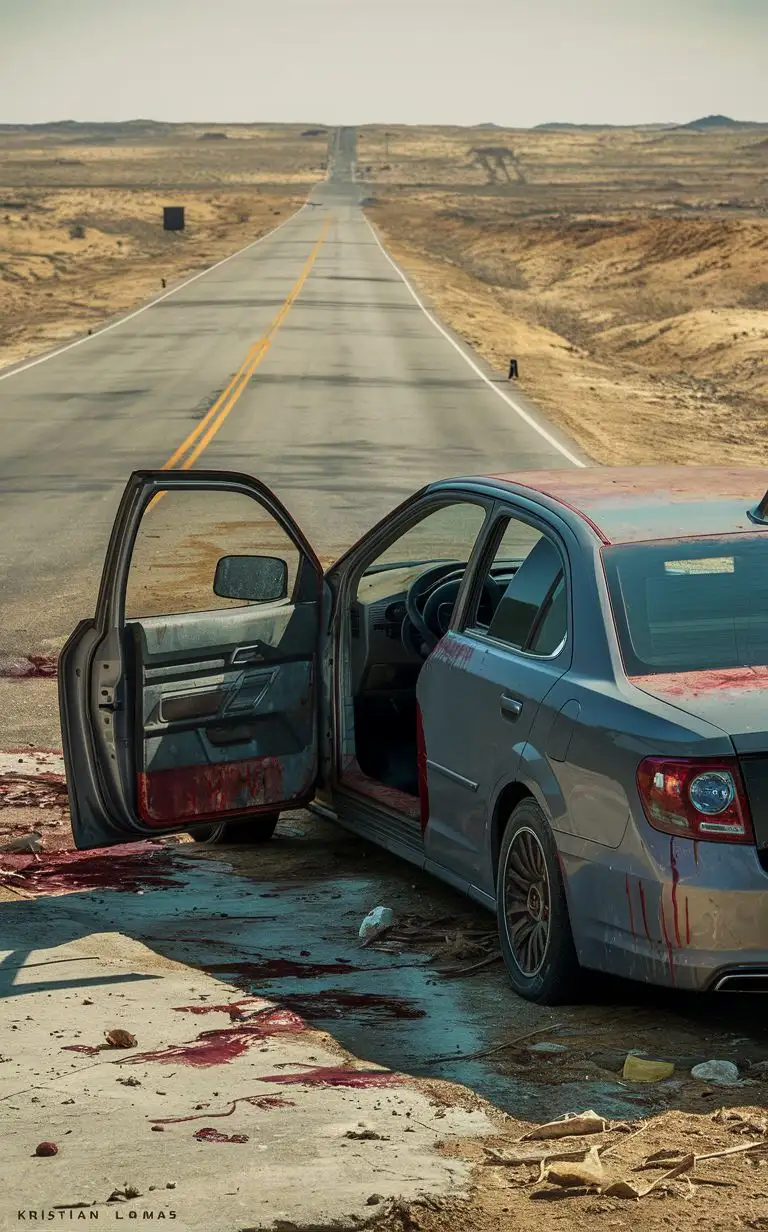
0,126,584,747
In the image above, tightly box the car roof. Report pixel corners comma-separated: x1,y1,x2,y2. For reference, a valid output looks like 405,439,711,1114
478,466,768,544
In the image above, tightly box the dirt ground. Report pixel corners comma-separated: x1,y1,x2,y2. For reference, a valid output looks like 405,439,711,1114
357,123,768,468
0,120,327,369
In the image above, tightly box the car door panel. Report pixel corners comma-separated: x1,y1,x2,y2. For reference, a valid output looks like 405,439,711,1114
134,609,317,827
59,469,324,849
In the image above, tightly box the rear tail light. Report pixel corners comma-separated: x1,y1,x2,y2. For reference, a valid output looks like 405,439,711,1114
636,757,754,845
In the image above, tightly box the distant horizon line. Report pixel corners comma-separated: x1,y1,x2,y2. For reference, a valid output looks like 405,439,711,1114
1,114,767,130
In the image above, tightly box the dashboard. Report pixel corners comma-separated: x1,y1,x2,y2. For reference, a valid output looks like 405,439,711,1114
348,562,434,696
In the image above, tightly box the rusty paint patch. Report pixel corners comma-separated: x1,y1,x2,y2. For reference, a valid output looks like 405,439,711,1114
137,756,285,827
630,666,768,699
120,1008,307,1067
259,1066,404,1089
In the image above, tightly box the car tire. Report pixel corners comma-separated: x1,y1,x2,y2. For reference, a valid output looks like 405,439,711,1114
496,798,580,1005
188,813,280,845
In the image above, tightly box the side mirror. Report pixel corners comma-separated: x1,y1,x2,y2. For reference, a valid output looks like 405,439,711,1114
213,555,288,603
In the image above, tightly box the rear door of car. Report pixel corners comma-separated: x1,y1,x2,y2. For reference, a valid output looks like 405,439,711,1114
59,469,325,849
418,502,572,889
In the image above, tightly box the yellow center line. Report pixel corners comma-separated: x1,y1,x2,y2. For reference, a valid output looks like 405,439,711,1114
146,215,330,510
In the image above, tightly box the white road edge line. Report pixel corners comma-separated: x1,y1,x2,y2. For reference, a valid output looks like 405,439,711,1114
364,215,586,469
0,204,308,383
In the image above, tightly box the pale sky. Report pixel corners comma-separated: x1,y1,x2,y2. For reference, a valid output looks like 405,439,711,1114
1,0,766,127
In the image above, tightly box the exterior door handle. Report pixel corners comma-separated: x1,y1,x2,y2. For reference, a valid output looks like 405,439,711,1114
500,694,523,720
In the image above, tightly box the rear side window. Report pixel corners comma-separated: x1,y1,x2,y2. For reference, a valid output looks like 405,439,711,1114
466,516,567,655
603,537,768,674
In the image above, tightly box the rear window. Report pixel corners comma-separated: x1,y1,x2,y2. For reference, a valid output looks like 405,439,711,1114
602,537,768,675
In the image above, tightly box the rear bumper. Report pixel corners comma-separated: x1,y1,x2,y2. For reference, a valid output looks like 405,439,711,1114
561,834,768,992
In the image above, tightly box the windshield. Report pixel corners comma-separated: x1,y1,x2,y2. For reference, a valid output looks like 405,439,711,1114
602,536,768,676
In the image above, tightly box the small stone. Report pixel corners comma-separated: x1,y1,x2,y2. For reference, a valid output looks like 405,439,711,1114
366,1195,384,1206
151,1125,165,1132
35,1142,58,1157
166,1182,176,1190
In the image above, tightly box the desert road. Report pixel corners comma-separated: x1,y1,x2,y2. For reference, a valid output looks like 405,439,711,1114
0,126,584,745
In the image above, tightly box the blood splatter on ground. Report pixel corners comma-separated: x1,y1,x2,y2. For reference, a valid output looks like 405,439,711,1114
209,958,361,981
172,998,265,1020
0,842,185,895
0,655,58,679
0,774,68,811
121,1008,307,1067
279,990,427,1022
259,1066,405,1089
193,1128,248,1143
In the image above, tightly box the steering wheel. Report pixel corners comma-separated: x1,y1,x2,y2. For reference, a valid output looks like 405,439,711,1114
403,564,502,658
403,564,464,656
424,574,502,641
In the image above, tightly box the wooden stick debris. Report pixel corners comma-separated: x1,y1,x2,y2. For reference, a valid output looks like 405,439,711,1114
428,1023,565,1066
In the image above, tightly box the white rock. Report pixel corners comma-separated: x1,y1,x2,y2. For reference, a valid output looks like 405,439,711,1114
359,906,395,944
691,1060,741,1085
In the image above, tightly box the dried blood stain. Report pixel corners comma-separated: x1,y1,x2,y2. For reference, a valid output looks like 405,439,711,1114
120,1008,307,1067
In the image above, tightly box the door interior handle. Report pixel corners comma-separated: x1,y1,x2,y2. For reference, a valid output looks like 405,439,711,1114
500,694,523,719
231,644,269,666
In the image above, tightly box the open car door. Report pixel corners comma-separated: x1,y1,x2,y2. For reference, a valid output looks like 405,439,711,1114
59,470,324,849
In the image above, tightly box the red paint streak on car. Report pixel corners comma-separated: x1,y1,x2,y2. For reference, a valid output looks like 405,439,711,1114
431,634,474,670
638,881,652,941
630,666,768,699
660,899,676,986
624,874,636,937
670,839,682,948
137,756,285,827
120,1008,307,1067
259,1066,404,1089
415,703,429,837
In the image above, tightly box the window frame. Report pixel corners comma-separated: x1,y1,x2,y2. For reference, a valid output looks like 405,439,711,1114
459,502,571,661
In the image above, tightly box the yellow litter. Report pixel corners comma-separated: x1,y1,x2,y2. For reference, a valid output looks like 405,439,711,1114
622,1055,675,1082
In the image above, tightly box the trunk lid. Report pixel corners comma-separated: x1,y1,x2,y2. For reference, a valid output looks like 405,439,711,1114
630,667,768,754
